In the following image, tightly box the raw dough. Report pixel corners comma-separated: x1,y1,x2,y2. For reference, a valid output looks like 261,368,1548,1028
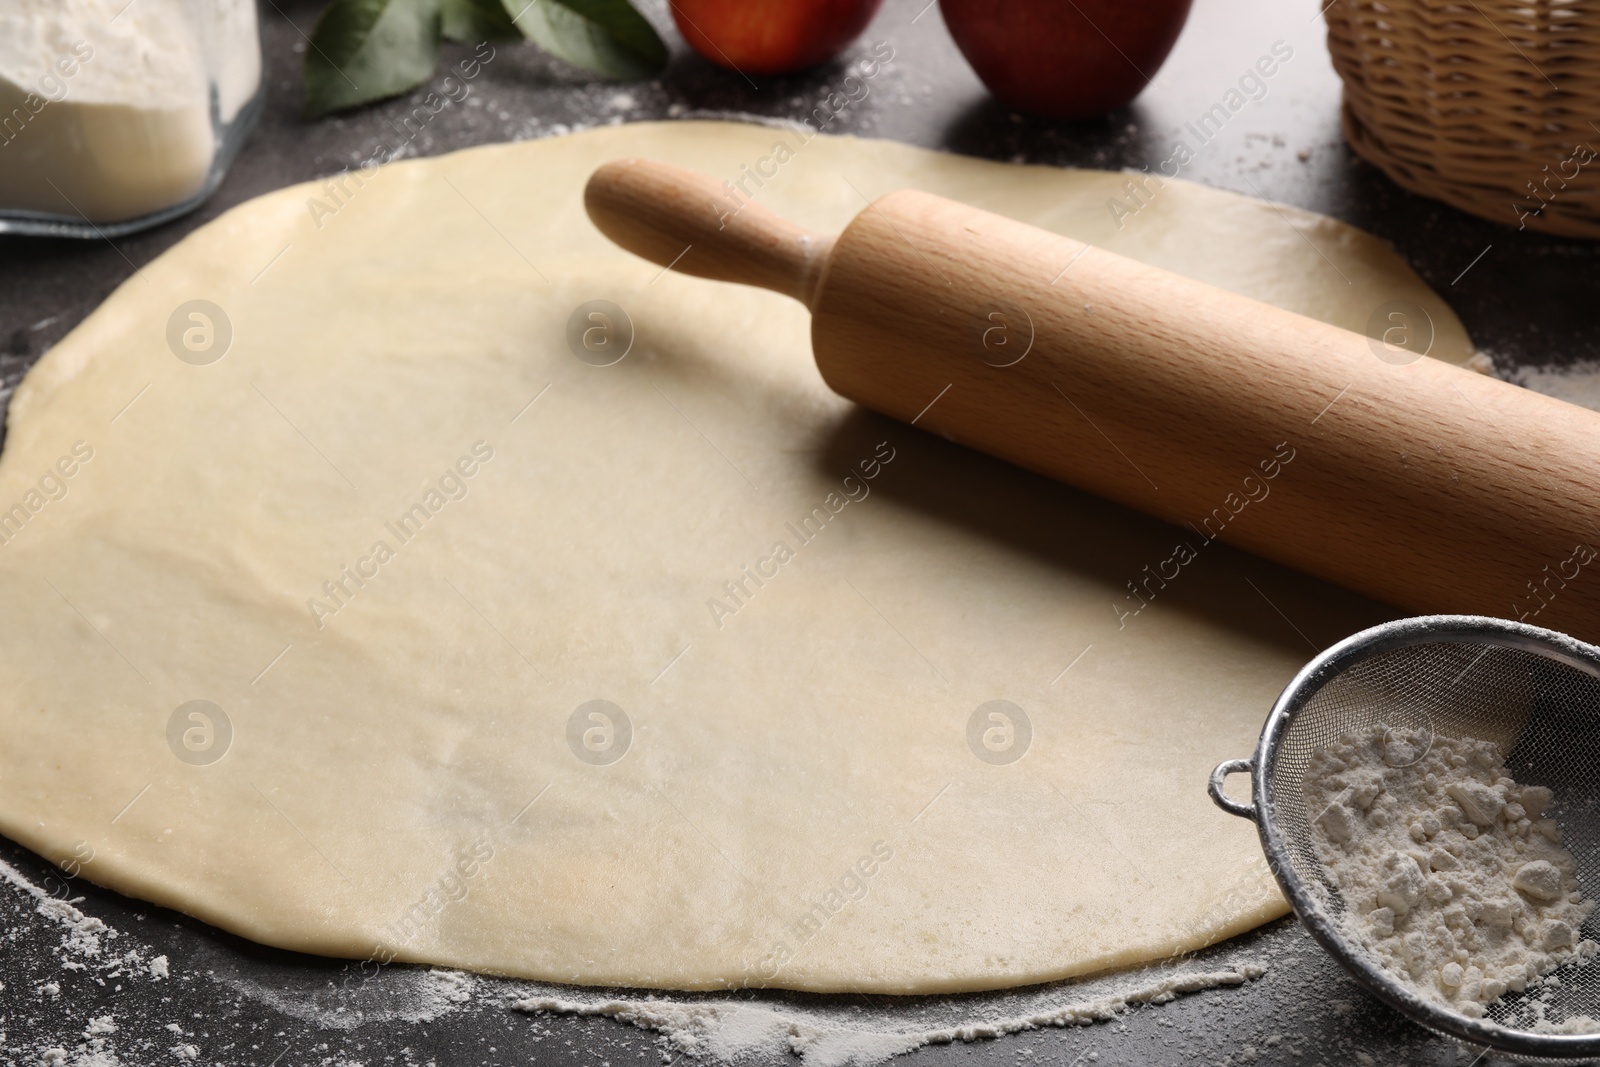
0,121,1465,992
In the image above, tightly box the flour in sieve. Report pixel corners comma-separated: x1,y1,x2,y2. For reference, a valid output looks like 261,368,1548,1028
1305,724,1597,1018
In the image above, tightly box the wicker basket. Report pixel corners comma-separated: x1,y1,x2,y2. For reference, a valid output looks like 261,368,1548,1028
1325,0,1600,238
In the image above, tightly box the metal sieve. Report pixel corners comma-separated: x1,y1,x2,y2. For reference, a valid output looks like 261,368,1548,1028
1210,614,1600,1059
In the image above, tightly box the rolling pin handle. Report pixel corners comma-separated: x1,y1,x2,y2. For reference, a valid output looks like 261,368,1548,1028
584,158,834,309
1208,758,1259,821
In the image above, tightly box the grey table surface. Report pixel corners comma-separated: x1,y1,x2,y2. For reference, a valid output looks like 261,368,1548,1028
1,0,1594,1065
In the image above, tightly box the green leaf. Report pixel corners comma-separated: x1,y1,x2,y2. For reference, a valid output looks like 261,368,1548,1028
304,0,443,118
501,0,667,80
441,0,519,42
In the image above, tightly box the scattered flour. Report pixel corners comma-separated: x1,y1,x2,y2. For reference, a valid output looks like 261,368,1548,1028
1,855,173,1067
513,963,1267,1067
218,964,480,1031
0,857,116,963
1306,724,1597,1020
1511,360,1600,413
35,1028,123,1067
2,842,1285,1065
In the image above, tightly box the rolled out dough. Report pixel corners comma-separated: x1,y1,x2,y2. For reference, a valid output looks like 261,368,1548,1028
0,122,1460,992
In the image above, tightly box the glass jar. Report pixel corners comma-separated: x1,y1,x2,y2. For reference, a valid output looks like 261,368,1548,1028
0,0,264,238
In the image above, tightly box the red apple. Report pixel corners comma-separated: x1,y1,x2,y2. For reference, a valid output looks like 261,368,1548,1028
670,0,885,76
940,0,1192,120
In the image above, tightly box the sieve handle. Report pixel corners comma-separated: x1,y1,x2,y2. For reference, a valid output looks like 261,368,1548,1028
1208,758,1258,821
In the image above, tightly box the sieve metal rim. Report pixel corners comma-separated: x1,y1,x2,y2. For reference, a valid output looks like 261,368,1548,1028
1211,613,1600,1058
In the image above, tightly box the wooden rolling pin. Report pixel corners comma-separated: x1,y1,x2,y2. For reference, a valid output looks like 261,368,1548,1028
585,158,1600,642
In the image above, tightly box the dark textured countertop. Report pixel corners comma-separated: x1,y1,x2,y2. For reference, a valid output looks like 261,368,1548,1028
2,0,1593,1064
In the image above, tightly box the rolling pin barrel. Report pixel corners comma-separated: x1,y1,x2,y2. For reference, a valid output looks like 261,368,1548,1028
585,159,1600,642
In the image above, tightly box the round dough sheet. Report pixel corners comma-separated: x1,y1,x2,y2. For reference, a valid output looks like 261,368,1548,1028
0,121,1452,992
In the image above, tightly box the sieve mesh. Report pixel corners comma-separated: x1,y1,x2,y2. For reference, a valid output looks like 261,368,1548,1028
1229,617,1600,1059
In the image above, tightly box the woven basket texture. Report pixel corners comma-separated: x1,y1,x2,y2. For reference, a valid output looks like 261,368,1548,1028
1326,0,1600,237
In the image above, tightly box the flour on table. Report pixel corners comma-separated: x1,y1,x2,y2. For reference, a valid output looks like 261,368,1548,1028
514,962,1267,1067
1511,360,1600,413
1306,725,1597,1018
0,856,118,963
1,856,186,1066
218,964,481,1032
7,837,1280,1066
